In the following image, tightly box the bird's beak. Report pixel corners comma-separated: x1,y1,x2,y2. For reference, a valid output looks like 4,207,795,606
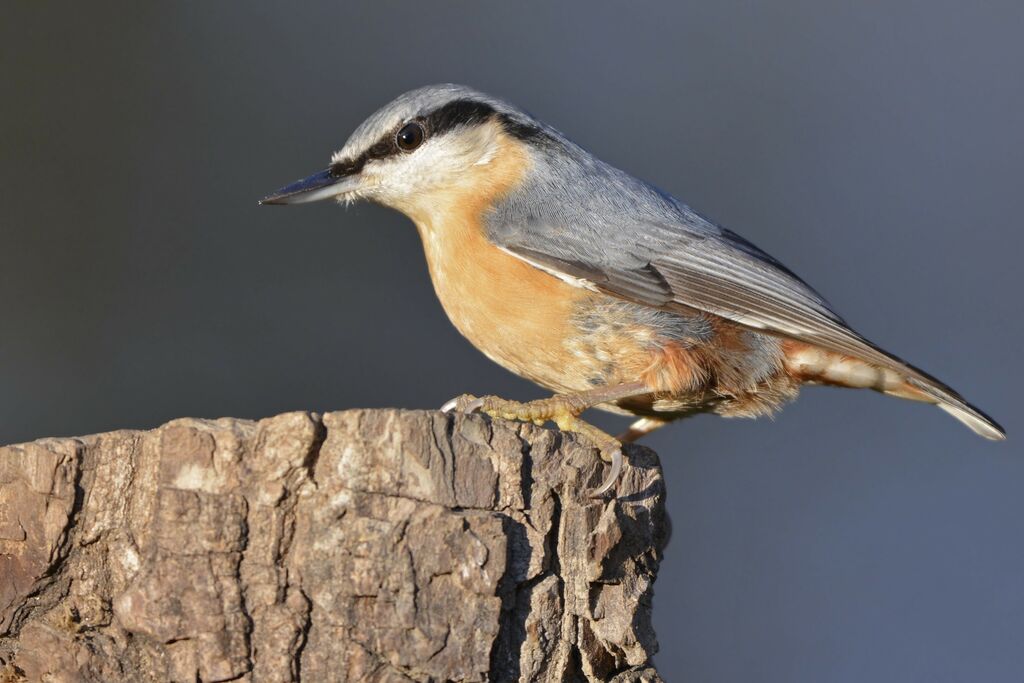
259,169,360,205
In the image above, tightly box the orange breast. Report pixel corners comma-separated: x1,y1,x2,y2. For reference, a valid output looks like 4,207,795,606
428,219,593,389
399,130,595,392
416,205,591,392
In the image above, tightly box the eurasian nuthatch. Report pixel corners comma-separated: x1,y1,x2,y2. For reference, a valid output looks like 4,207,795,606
262,84,1004,495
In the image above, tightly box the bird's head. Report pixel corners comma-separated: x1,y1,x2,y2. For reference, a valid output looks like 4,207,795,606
260,84,551,221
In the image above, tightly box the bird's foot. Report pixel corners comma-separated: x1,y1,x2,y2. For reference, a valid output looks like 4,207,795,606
442,392,623,497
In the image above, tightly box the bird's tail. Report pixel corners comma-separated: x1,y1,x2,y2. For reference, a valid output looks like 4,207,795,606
783,342,1005,441
900,375,1005,440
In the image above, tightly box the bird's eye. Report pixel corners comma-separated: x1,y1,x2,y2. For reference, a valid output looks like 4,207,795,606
396,122,425,152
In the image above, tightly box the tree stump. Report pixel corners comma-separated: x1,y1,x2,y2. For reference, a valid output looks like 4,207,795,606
0,409,667,682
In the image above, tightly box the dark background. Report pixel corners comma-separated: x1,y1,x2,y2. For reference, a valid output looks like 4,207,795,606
3,3,1022,680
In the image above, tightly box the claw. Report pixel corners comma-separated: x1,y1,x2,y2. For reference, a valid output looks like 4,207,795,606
588,447,623,498
440,394,484,414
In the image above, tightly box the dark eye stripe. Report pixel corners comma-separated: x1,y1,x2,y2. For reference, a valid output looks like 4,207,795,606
329,99,548,177
329,137,392,177
422,99,496,137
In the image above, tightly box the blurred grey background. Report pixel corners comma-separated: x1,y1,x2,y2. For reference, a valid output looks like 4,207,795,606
2,2,1021,680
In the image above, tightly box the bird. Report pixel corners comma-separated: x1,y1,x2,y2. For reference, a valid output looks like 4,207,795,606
261,84,1005,496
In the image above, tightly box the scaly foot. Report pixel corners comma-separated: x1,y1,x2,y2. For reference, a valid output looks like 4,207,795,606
442,392,624,497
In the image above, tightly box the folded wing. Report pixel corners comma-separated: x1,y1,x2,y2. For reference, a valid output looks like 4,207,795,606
490,204,1004,440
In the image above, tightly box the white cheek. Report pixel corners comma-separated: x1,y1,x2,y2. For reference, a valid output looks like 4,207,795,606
366,146,450,200
473,137,499,166
360,124,505,215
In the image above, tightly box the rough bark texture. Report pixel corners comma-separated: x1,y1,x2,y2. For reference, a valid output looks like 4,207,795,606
0,409,666,682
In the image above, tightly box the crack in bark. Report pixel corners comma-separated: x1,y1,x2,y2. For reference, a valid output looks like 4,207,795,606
2,439,85,640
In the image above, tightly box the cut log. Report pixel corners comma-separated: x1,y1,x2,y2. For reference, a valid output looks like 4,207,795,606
0,409,666,682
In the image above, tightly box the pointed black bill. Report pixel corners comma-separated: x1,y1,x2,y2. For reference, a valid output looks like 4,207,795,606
259,169,358,205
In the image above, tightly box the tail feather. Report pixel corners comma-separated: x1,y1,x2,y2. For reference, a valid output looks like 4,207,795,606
783,341,1005,440
904,376,1006,441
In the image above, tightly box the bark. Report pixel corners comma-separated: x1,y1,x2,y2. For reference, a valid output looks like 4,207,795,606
0,409,666,682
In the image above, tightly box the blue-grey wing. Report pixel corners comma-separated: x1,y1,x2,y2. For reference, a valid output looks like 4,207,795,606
490,204,858,350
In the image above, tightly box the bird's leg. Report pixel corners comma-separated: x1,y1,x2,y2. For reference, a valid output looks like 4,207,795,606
442,381,649,496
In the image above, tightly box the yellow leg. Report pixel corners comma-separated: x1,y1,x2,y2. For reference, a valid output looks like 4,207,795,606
442,382,648,496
